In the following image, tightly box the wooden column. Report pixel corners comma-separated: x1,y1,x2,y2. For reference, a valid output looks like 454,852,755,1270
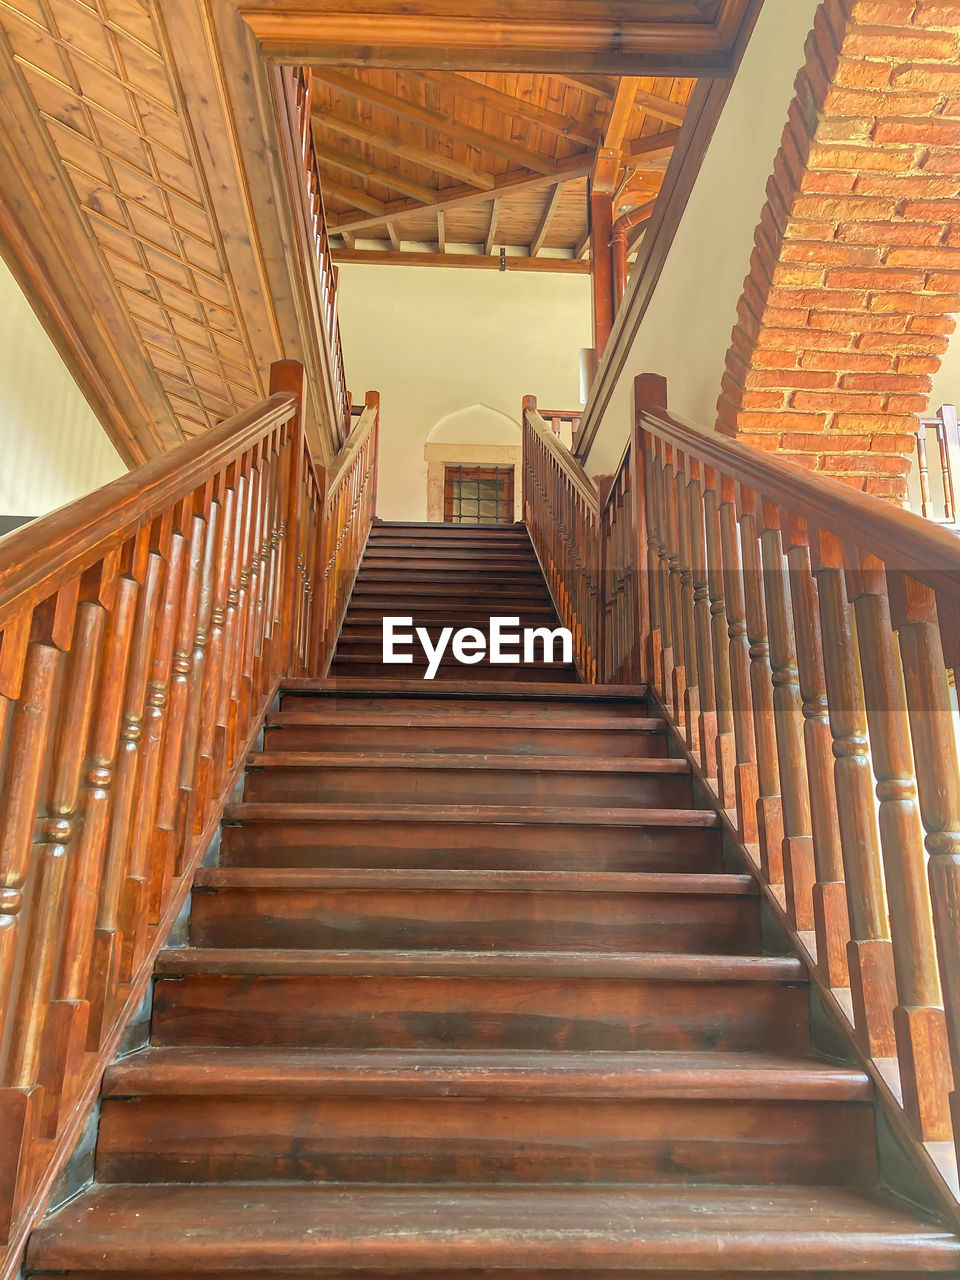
589,186,614,357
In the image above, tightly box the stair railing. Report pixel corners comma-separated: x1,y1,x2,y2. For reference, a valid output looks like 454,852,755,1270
0,360,377,1263
633,371,960,1207
522,397,601,682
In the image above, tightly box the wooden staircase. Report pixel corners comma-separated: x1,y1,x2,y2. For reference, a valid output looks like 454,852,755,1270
329,521,579,682
24,525,960,1277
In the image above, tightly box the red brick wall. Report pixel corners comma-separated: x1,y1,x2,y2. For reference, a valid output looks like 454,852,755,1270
717,0,960,500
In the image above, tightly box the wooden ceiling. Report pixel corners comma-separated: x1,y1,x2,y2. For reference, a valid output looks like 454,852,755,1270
321,71,693,272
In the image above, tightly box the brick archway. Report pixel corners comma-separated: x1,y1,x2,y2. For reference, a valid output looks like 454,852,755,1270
718,0,960,500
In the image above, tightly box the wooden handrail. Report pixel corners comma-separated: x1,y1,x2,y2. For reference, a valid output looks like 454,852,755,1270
522,397,600,682
523,369,960,1214
631,372,960,1214
0,360,379,1266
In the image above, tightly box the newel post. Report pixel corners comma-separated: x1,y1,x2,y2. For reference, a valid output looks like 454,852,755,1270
269,361,305,673
633,375,667,685
521,395,537,526
366,390,381,519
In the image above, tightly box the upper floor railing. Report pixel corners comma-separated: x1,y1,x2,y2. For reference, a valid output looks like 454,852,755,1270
524,372,960,1221
0,362,377,1270
909,405,959,529
273,68,352,448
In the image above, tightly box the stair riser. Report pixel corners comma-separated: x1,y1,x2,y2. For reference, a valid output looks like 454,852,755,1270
359,555,542,569
262,725,667,757
328,663,579,684
355,568,547,583
277,694,651,719
242,766,693,809
96,1094,875,1187
187,888,761,954
26,1272,949,1280
151,975,810,1053
219,820,723,873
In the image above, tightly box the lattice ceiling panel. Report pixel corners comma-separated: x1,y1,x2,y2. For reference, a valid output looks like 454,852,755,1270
0,0,261,437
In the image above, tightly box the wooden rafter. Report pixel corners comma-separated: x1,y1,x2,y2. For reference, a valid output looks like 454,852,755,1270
321,176,386,216
594,78,642,193
314,70,560,176
332,149,596,234
530,185,564,257
437,210,446,253
387,222,401,249
332,247,590,274
318,113,495,190
575,229,591,259
485,198,502,256
311,134,437,204
633,88,687,126
626,127,682,161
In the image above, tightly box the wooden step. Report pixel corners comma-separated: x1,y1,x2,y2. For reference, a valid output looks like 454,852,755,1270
29,1184,960,1274
328,659,580,684
355,565,547,582
277,686,650,720
187,868,760,954
151,951,809,1053
219,804,722,873
359,551,542,568
262,711,668,756
241,753,693,808
96,1048,874,1187
280,678,647,700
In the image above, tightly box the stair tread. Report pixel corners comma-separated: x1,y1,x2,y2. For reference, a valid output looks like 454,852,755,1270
102,1047,870,1100
29,1183,957,1272
155,947,805,980
266,711,665,731
192,868,756,895
223,802,720,827
246,752,690,773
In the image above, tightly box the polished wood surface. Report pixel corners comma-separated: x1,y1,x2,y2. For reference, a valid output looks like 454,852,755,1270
631,375,960,1206
0,361,376,1275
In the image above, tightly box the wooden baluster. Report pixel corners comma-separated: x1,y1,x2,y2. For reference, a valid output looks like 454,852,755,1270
34,594,105,1134
916,428,932,521
887,572,960,1159
848,559,951,1141
783,516,849,988
702,468,735,813
640,428,662,699
307,464,329,677
675,451,700,756
652,442,674,716
59,571,138,1048
813,528,897,1059
133,531,186,926
3,584,81,1095
759,501,815,932
688,461,717,785
152,508,204,912
938,404,959,525
215,469,246,781
178,493,220,850
718,476,759,848
663,447,687,733
738,486,784,889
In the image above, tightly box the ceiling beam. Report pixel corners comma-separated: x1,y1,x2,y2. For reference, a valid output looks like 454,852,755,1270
575,229,591,259
530,185,564,257
321,177,387,216
387,222,401,249
317,112,495,189
332,149,595,234
626,127,681,162
311,133,438,203
242,3,740,75
553,74,616,100
485,197,502,256
314,70,559,175
593,77,643,193
332,246,591,274
633,88,688,126
431,73,601,148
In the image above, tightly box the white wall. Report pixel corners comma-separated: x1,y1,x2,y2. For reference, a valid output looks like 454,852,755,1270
582,0,822,475
0,256,125,518
337,264,591,521
929,323,960,412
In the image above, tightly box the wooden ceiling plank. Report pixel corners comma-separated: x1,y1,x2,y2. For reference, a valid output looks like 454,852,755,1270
310,132,438,203
485,196,502,256
332,246,591,275
313,69,559,176
432,73,601,148
332,149,595,234
530,184,564,257
318,112,495,189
